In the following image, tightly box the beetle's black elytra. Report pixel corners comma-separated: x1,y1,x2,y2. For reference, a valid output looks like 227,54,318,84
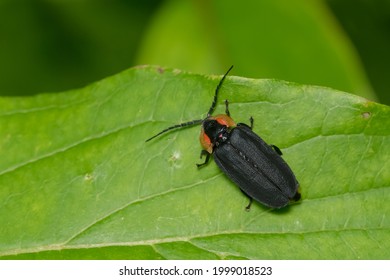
146,66,300,209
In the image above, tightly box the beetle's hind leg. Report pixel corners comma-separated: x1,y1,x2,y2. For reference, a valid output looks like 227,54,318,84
245,197,253,211
292,190,301,202
239,189,253,211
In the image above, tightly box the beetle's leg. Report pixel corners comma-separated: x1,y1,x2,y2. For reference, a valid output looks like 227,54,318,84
240,189,253,211
292,190,301,202
199,149,208,159
249,116,254,130
245,197,253,211
224,99,230,116
271,145,283,155
196,150,210,168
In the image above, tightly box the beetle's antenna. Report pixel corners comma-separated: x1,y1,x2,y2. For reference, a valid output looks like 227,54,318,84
207,65,234,117
146,66,233,142
145,119,203,142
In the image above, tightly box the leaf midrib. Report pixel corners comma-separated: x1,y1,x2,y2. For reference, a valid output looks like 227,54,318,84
1,226,388,258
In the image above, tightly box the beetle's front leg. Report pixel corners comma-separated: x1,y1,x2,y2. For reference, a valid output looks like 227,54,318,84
196,150,211,168
224,99,231,117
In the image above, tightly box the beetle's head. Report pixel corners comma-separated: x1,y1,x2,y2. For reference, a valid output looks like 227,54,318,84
199,114,236,153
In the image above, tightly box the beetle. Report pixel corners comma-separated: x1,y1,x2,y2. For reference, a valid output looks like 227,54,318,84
146,66,300,209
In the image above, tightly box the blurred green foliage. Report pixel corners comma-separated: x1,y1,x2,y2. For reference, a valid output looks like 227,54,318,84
327,0,390,105
0,0,388,104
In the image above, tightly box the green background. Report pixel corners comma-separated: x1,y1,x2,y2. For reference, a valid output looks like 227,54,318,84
0,0,389,104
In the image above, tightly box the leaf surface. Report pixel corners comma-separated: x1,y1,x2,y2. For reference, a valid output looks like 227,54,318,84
0,66,389,259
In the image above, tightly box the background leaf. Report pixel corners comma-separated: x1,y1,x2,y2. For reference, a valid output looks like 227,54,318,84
136,0,375,100
3,0,389,106
0,66,389,259
327,0,390,105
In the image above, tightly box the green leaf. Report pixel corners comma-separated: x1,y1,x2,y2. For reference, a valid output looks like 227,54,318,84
136,0,375,101
0,66,389,259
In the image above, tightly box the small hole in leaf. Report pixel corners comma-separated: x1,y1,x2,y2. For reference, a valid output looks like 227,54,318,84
361,112,371,119
168,151,182,168
84,173,94,182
